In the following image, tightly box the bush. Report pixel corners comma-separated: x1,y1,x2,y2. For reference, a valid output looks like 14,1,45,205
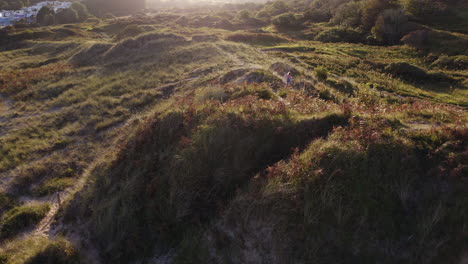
0,203,50,239
331,1,362,28
384,62,429,81
0,193,16,215
261,0,289,16
372,8,410,44
401,29,431,50
314,27,365,43
401,0,447,17
431,55,468,70
32,178,75,197
315,67,328,81
24,239,81,264
37,7,55,26
255,10,270,19
361,0,397,30
304,9,331,23
402,29,468,55
71,2,90,21
43,14,55,26
55,8,79,24
272,13,303,30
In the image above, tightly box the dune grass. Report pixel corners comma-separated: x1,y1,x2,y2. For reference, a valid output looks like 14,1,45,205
0,203,50,240
0,237,81,264
0,8,466,263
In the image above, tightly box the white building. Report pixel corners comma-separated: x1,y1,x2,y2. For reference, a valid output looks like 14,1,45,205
0,1,72,26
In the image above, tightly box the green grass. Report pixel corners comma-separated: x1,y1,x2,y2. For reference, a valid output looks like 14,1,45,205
0,237,81,264
32,178,75,197
0,203,50,239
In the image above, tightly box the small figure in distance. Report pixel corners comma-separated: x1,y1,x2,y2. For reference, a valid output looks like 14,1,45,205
285,71,293,88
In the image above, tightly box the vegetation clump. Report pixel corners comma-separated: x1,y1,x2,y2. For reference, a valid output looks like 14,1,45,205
314,27,365,43
0,203,50,239
24,239,82,264
315,67,328,81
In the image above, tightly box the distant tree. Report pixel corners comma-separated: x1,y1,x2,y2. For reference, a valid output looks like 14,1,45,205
361,0,397,30
255,10,270,19
304,9,331,23
43,13,55,26
272,13,303,30
36,7,55,25
372,8,409,44
237,10,251,21
71,2,91,21
401,0,446,17
331,1,363,28
55,8,79,24
261,1,289,16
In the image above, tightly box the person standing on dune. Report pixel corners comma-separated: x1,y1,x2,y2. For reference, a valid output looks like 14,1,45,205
285,72,292,88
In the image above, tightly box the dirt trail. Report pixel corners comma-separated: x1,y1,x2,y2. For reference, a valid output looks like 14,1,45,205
31,190,69,237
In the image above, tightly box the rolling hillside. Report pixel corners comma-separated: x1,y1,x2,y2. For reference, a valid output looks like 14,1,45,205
0,1,467,263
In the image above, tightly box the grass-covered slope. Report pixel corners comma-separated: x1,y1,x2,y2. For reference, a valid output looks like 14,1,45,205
200,122,467,264
62,85,348,262
61,84,467,263
0,4,467,264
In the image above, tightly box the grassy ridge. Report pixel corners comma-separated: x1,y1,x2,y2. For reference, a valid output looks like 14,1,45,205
200,121,467,263
62,85,348,262
62,83,467,263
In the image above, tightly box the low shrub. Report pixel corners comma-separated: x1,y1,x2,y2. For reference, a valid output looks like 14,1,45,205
315,67,328,81
314,27,365,43
431,55,468,70
402,29,468,55
237,70,284,89
304,9,331,23
32,178,75,197
401,0,448,17
269,62,299,76
0,193,16,216
371,8,410,44
331,1,362,28
384,62,428,81
0,203,50,239
401,29,431,50
24,239,81,264
272,13,304,30
328,79,355,95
